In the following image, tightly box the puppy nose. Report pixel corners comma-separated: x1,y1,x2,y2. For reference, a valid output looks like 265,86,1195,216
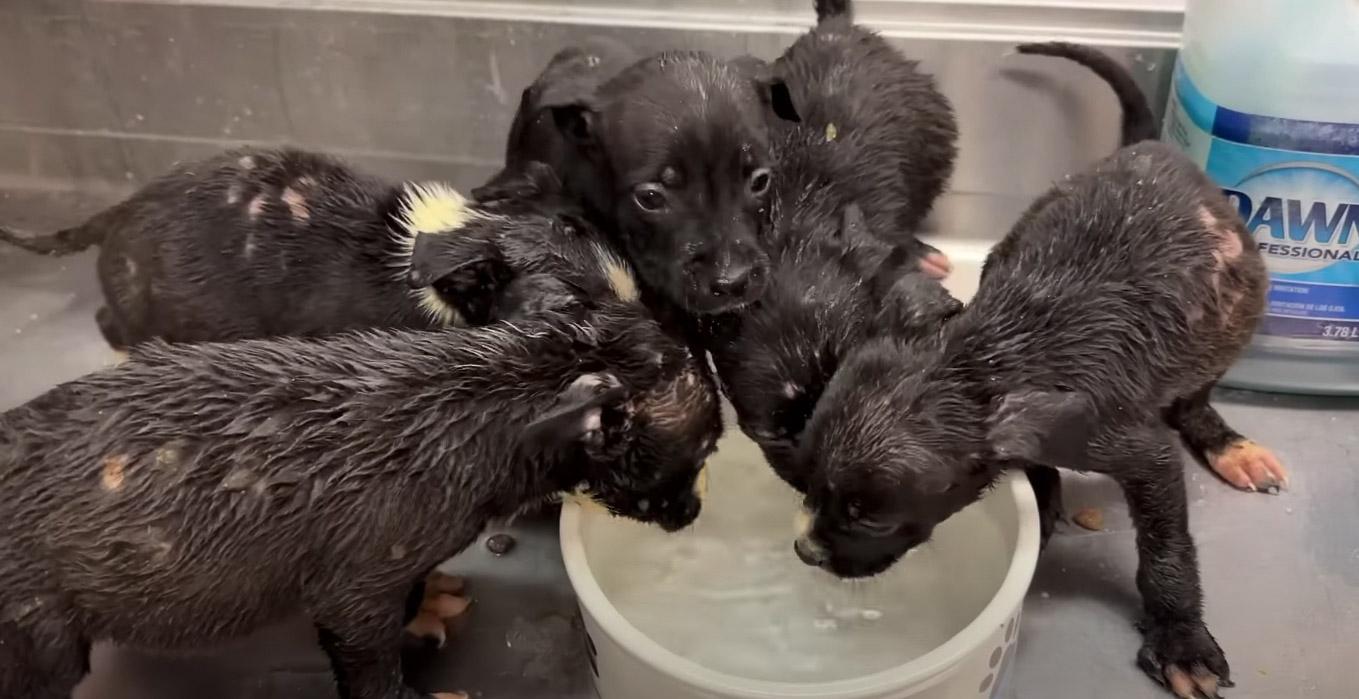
794,537,828,568
709,264,755,299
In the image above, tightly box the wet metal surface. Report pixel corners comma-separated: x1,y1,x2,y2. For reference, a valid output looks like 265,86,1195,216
3,192,1358,699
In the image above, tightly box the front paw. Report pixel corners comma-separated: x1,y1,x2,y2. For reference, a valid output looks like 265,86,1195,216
1137,619,1231,698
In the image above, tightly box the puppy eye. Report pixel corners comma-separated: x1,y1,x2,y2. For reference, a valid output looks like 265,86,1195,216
634,185,667,213
748,168,772,196
846,499,864,520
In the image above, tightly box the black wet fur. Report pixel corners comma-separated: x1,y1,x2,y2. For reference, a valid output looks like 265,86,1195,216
0,148,638,351
474,37,639,201
539,50,779,315
798,139,1258,696
0,305,721,699
769,0,958,250
704,203,960,491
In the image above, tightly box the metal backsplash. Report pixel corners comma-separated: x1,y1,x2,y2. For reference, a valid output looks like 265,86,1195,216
0,0,1177,240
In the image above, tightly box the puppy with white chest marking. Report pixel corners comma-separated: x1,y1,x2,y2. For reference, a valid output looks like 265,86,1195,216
541,50,780,315
795,45,1288,699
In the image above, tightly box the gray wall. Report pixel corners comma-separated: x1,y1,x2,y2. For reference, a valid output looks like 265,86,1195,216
0,0,1176,239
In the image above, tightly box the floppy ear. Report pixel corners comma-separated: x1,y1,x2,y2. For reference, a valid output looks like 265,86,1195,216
986,390,1095,468
407,232,514,326
521,373,630,460
550,102,601,148
729,54,799,123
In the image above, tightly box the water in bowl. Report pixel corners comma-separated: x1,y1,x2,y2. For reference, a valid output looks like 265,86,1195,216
582,431,1011,683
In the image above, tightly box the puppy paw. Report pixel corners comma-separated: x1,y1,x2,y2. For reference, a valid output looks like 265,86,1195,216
404,572,469,648
1208,439,1288,493
1137,619,1231,698
919,250,952,280
431,693,469,699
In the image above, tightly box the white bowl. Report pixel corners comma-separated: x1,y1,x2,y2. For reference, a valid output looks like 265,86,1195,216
559,446,1039,699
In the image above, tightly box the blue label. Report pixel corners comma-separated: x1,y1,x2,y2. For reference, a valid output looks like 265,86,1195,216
1166,62,1359,342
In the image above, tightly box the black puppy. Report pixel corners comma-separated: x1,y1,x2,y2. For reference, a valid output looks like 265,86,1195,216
767,0,958,278
706,204,960,491
795,46,1290,699
0,148,632,349
475,37,638,201
540,51,778,314
0,304,721,699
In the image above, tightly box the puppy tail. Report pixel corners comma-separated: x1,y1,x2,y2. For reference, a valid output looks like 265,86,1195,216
0,223,102,256
814,0,852,23
1015,41,1157,147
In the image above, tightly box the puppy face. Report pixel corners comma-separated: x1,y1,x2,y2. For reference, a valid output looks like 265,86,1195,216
553,52,779,314
523,306,722,532
793,340,993,578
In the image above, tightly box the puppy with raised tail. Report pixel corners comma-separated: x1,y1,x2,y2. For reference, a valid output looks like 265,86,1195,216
795,44,1287,699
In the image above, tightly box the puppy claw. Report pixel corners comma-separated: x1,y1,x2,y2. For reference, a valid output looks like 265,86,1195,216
1192,664,1221,698
427,571,465,595
432,693,469,699
919,251,952,280
404,611,448,648
423,592,471,620
1208,439,1289,494
1165,665,1197,698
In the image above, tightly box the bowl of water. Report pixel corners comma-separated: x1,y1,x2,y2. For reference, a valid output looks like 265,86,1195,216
559,427,1040,699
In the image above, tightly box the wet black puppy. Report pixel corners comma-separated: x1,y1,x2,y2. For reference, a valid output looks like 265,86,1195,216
795,47,1290,699
0,148,635,350
706,205,959,491
475,37,638,200
767,0,958,278
0,304,721,699
542,51,778,314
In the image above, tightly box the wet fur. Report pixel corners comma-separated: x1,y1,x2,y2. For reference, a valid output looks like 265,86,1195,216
537,51,778,314
769,0,957,251
1,148,637,351
705,205,959,491
798,48,1263,696
475,37,639,201
0,306,721,699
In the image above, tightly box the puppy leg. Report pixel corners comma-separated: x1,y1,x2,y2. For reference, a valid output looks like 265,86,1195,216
403,570,469,649
1101,424,1230,698
312,592,451,699
1166,384,1288,493
0,612,90,699
1025,465,1063,549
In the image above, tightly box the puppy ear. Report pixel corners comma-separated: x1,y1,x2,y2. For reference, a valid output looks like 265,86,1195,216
407,232,514,326
550,103,600,148
986,390,1095,468
521,373,630,459
730,55,800,123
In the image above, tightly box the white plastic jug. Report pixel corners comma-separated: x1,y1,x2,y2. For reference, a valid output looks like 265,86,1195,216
1165,0,1359,394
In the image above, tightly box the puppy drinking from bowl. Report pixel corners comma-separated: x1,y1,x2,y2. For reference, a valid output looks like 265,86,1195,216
793,45,1289,699
0,303,721,699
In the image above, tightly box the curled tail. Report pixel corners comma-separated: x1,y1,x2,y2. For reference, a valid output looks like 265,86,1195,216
0,223,102,256
814,0,852,23
1016,41,1157,146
